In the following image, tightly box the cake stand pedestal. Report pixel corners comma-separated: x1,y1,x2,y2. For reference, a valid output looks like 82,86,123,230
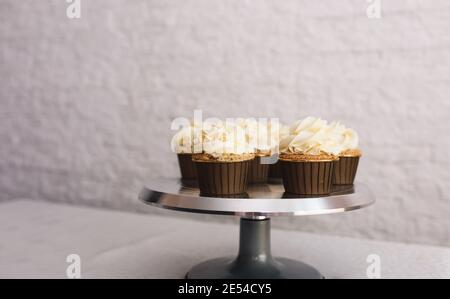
139,179,375,279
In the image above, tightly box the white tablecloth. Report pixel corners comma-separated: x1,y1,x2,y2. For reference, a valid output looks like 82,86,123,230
0,200,449,279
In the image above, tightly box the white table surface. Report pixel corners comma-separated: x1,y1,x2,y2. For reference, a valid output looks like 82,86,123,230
0,200,449,279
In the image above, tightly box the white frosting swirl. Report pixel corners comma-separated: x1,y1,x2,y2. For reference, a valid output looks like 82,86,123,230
325,121,359,152
170,125,203,154
172,117,357,157
280,117,343,155
244,119,279,155
202,121,253,155
279,124,290,141
340,127,359,152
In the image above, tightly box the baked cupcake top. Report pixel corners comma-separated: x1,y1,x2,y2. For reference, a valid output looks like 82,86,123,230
192,152,255,162
279,117,342,158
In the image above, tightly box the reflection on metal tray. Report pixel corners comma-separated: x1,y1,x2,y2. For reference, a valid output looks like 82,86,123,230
139,178,375,218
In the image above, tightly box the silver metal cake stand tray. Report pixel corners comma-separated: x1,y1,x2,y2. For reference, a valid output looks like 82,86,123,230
139,178,375,279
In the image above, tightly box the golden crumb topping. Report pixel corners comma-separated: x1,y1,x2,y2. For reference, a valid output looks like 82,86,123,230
279,153,339,162
192,153,255,163
340,149,362,157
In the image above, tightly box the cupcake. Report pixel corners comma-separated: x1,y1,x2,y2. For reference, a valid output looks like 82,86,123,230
279,117,340,196
171,125,203,181
193,122,255,196
244,119,279,184
268,123,290,180
329,122,361,185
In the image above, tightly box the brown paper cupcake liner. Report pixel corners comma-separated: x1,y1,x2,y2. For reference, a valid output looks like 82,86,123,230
280,160,335,196
268,161,282,179
333,156,359,185
195,160,250,196
177,154,197,180
248,156,269,184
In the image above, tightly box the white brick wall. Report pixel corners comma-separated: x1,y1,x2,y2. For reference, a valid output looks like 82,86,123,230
1,0,449,246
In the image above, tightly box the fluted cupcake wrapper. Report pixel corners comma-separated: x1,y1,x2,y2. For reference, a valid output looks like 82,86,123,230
280,160,334,196
177,154,197,180
195,160,250,196
333,156,360,185
268,161,282,179
248,156,269,184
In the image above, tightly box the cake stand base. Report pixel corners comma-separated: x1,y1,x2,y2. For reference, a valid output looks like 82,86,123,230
186,257,322,279
186,218,323,279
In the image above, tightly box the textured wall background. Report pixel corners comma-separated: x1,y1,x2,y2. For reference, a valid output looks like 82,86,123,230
1,0,449,246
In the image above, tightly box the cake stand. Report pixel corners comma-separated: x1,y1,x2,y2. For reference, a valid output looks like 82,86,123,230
139,178,375,279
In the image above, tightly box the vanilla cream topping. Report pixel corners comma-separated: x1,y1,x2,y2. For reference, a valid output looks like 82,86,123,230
170,125,203,154
280,117,356,156
172,117,357,157
326,121,359,153
340,127,359,152
244,119,279,155
202,121,253,156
